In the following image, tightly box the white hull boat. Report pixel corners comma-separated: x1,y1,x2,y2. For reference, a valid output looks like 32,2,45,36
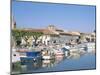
12,51,20,63
42,56,51,60
86,42,95,53
55,50,64,56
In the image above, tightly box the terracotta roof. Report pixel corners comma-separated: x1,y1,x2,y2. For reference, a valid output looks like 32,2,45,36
12,28,80,36
43,29,59,35
13,28,59,35
70,32,80,36
59,32,72,35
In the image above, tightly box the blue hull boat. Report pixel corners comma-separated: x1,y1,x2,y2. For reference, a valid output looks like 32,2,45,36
20,51,42,65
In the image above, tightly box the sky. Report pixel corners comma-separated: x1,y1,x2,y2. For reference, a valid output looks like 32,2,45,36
12,0,96,33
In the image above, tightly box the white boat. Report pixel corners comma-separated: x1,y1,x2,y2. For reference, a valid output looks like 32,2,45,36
77,44,87,55
42,55,51,60
86,42,95,53
77,42,95,54
41,49,53,60
54,49,64,57
12,49,20,63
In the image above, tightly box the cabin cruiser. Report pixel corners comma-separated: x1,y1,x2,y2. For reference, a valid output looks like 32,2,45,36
20,51,42,65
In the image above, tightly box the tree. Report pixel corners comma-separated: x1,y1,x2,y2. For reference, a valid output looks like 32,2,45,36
12,29,25,47
31,32,43,46
23,31,35,47
12,29,43,47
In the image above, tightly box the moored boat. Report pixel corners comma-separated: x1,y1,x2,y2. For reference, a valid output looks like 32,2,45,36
41,48,54,60
61,47,70,57
12,51,20,63
20,51,42,65
54,49,64,57
42,56,51,60
12,48,20,63
85,42,95,53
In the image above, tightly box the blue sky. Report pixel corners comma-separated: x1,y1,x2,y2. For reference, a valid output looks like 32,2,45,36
12,1,96,33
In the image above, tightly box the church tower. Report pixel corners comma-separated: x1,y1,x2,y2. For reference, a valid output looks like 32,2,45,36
11,16,16,29
47,25,56,30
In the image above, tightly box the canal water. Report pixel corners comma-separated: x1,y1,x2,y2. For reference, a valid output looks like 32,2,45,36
12,53,96,74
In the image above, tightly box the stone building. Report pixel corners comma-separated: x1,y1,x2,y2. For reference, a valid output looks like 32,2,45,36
11,18,80,47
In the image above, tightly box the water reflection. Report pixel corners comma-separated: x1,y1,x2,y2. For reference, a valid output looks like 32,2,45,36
55,55,64,64
68,53,80,60
21,56,64,70
42,59,55,68
21,60,42,72
19,55,65,73
12,53,96,74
